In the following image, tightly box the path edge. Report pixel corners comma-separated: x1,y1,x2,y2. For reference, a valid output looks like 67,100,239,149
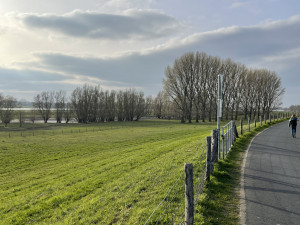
239,127,271,225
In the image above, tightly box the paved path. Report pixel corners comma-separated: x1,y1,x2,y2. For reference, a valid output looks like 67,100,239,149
241,121,300,225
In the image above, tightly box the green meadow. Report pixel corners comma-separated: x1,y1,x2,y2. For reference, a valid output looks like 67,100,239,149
0,120,216,224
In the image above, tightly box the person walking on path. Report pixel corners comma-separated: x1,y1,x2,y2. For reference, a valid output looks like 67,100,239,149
288,114,298,138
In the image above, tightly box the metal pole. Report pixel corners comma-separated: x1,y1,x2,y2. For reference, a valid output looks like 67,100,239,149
217,74,223,160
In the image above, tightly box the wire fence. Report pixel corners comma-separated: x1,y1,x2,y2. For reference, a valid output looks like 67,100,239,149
0,124,124,139
144,144,206,225
221,121,234,159
144,115,289,225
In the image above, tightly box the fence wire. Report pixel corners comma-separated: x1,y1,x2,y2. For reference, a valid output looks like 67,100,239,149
144,142,206,225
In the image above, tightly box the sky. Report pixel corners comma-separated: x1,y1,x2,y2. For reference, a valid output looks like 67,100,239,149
1,0,300,107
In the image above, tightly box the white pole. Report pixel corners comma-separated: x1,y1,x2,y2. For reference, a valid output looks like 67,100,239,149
217,74,223,159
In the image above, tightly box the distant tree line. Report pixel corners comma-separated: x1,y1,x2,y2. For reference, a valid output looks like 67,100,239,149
0,51,287,125
288,105,300,116
163,52,285,123
32,85,152,123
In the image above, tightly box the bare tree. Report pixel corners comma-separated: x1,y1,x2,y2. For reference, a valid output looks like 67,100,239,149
153,91,164,119
71,85,101,123
0,95,17,126
194,52,209,122
289,105,300,115
261,70,285,117
206,55,222,122
64,102,73,123
163,51,285,123
106,90,116,121
116,91,125,121
144,95,153,117
163,52,199,123
135,91,146,121
30,109,37,123
55,90,66,123
33,91,54,123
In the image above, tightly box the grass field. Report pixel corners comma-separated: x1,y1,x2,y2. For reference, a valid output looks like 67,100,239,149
0,120,217,224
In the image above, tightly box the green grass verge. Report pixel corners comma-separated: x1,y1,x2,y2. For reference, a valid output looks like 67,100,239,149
0,120,215,225
195,119,287,225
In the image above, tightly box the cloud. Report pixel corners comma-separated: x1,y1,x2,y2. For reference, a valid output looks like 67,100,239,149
3,15,300,106
231,1,249,9
19,9,185,40
97,0,153,13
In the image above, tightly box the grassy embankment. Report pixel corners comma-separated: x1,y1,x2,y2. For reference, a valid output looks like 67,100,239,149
1,120,216,224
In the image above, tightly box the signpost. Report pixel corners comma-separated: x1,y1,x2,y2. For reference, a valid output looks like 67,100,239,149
217,74,223,159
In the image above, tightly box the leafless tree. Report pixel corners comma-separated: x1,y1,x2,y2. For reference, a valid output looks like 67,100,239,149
135,91,146,121
116,91,125,121
144,96,153,117
289,105,300,115
105,90,116,121
163,51,285,122
55,90,66,123
64,102,73,123
33,91,54,123
260,70,285,117
30,109,37,123
194,52,209,122
206,55,222,122
163,52,199,123
0,95,17,126
153,91,164,119
71,85,101,123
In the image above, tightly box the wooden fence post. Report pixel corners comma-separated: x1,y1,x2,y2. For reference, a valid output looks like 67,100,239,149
254,117,256,128
185,163,194,225
240,118,243,135
206,136,212,181
248,117,250,132
212,129,218,165
19,111,22,128
233,121,239,140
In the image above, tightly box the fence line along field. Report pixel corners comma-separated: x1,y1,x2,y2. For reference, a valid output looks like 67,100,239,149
0,120,214,224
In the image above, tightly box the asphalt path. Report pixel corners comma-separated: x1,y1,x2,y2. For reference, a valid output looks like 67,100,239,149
241,121,300,225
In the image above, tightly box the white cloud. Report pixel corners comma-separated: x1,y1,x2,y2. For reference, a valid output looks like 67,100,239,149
98,0,153,13
18,9,185,40
231,1,249,8
1,9,300,106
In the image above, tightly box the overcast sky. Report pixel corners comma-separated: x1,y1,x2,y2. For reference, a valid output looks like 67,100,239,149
1,0,300,107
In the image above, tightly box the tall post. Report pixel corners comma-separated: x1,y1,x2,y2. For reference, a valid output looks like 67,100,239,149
212,129,218,165
240,118,243,135
222,127,225,159
217,74,223,160
248,117,250,132
19,111,22,128
206,136,212,181
185,163,194,225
